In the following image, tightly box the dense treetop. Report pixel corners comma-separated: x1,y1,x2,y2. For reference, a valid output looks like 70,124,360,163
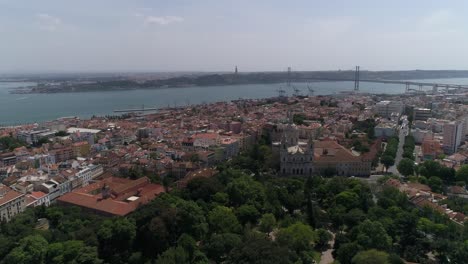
0,143,467,264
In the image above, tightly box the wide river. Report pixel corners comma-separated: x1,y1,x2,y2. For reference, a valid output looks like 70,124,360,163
1,78,468,125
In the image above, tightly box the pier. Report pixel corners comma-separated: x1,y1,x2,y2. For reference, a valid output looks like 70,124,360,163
114,107,159,113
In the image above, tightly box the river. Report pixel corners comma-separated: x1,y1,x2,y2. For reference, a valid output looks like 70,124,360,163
1,78,467,125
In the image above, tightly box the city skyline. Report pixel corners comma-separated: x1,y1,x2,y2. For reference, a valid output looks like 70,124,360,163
1,0,468,73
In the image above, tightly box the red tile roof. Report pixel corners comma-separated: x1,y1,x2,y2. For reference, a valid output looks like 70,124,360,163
57,177,164,216
421,140,443,157
314,140,361,163
0,186,24,206
193,133,218,140
30,191,47,199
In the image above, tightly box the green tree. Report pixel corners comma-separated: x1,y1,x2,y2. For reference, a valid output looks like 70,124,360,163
455,164,468,184
439,166,456,183
259,213,276,233
267,178,304,214
138,211,176,257
186,177,223,202
380,155,395,172
277,222,317,253
97,218,136,264
352,249,389,264
344,208,367,228
208,206,242,234
227,232,292,264
336,242,362,264
204,233,242,263
174,199,208,240
226,175,266,209
335,191,360,211
176,234,207,263
397,158,414,176
353,220,392,251
428,176,443,193
419,160,441,177
235,204,260,225
155,246,189,264
293,113,306,125
3,235,48,264
46,240,102,264
54,131,69,137
316,228,333,250
36,137,50,146
213,192,229,206
45,206,64,227
0,136,26,150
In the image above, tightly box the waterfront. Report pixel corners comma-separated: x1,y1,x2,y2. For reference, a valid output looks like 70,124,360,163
1,78,468,125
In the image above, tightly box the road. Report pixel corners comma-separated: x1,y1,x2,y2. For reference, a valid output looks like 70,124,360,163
319,231,336,264
388,122,408,176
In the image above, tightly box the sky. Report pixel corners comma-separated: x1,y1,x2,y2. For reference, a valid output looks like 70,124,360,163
1,0,468,73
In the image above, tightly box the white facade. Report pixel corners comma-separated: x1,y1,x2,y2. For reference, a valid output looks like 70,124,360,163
0,186,25,222
17,129,50,145
411,128,434,144
374,123,397,138
26,193,51,207
39,180,62,201
375,101,404,118
76,165,104,187
443,121,464,154
279,124,314,176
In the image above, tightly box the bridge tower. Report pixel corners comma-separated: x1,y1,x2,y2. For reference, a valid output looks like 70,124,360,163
287,67,292,87
419,84,423,92
405,82,410,93
354,66,360,91
308,84,314,96
432,84,438,94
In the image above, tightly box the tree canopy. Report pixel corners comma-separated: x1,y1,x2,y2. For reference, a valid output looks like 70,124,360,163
0,142,466,264
397,158,414,177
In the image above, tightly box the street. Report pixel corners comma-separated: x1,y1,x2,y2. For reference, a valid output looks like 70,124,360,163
319,231,336,264
388,121,408,176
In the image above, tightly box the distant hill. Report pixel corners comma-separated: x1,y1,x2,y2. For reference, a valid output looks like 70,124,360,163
8,70,468,93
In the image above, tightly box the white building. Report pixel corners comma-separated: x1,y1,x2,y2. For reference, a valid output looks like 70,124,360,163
76,164,104,187
411,128,434,144
17,129,53,145
38,179,62,201
0,185,25,222
375,101,404,118
25,191,51,207
443,121,464,154
374,123,397,138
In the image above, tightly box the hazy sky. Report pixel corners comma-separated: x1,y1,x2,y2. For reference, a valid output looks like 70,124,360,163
1,0,467,73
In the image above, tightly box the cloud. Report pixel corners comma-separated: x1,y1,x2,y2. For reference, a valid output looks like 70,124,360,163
36,13,61,31
144,16,184,26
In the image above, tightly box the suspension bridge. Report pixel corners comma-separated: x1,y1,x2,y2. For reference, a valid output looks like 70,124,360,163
286,66,468,93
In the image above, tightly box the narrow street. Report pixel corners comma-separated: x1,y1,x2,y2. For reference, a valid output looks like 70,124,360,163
319,231,335,264
388,122,408,177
